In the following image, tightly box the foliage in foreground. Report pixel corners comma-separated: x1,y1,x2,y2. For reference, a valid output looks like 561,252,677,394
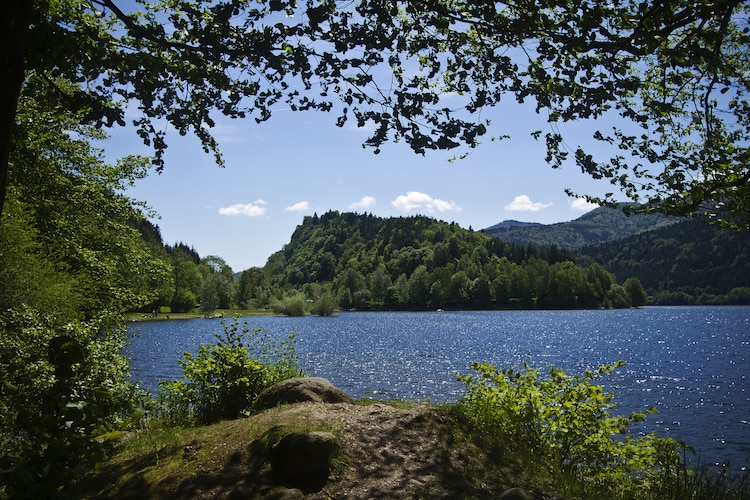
158,318,306,425
0,307,146,498
458,361,684,498
78,361,750,500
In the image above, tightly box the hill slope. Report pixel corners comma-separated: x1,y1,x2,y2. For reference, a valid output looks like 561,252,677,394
576,219,750,304
483,205,676,250
262,211,645,310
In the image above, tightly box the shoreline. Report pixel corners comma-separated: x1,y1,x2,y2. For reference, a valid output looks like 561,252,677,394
124,309,273,322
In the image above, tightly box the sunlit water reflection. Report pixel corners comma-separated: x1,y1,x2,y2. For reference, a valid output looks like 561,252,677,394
126,306,750,470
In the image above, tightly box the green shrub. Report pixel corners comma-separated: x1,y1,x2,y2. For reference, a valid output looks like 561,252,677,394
170,288,198,313
158,318,306,425
270,291,308,316
0,306,146,498
728,287,750,305
312,292,338,316
458,361,682,497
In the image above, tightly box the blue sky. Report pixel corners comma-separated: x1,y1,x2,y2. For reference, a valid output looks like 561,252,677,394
105,100,613,272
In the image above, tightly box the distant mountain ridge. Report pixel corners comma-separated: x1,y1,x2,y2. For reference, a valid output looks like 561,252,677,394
487,220,543,230
483,206,676,250
483,206,749,305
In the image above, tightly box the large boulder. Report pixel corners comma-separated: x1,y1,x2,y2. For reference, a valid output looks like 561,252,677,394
254,377,353,411
271,431,338,492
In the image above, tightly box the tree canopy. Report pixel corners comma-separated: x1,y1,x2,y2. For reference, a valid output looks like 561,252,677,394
2,0,749,227
0,72,170,496
264,210,646,310
577,217,750,304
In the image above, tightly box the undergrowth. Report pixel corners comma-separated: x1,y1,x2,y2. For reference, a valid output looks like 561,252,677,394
156,318,306,425
457,360,750,499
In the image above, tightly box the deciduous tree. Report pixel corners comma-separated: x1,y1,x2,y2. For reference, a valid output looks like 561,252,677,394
3,75,170,317
2,1,748,228
624,277,649,307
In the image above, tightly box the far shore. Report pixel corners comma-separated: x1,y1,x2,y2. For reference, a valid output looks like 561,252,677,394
124,308,273,322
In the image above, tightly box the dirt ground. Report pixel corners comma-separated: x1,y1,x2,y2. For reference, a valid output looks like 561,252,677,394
92,403,549,500
152,402,551,499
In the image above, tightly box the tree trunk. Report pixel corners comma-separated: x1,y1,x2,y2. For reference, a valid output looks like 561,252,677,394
0,0,32,215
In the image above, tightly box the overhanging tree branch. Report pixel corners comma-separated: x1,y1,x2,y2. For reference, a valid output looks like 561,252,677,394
0,0,748,227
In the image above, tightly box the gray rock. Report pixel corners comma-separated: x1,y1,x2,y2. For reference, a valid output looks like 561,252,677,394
496,487,535,500
254,377,352,411
271,432,338,491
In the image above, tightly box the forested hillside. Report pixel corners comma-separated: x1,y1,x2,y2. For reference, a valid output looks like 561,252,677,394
132,209,749,311
263,211,647,310
576,220,750,305
483,206,677,250
133,220,244,314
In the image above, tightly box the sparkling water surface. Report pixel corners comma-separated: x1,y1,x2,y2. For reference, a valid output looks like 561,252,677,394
126,306,750,470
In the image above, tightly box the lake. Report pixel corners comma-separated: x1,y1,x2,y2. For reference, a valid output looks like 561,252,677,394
125,306,750,471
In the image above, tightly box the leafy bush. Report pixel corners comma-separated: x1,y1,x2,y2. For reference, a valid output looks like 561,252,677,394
158,318,306,425
312,291,338,316
270,291,308,316
0,306,146,498
170,288,198,313
458,361,682,497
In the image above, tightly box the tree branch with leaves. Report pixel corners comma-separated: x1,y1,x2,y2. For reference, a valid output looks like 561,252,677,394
1,0,748,227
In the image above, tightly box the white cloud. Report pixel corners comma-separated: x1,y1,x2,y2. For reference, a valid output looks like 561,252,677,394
218,199,267,217
284,201,310,212
349,196,377,210
205,122,247,144
570,198,599,212
391,191,461,213
504,195,552,212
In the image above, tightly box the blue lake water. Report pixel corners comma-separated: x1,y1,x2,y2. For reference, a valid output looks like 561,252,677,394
125,306,750,471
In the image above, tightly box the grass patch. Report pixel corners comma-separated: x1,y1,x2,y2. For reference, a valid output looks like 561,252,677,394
125,308,272,322
352,398,423,409
81,408,342,499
